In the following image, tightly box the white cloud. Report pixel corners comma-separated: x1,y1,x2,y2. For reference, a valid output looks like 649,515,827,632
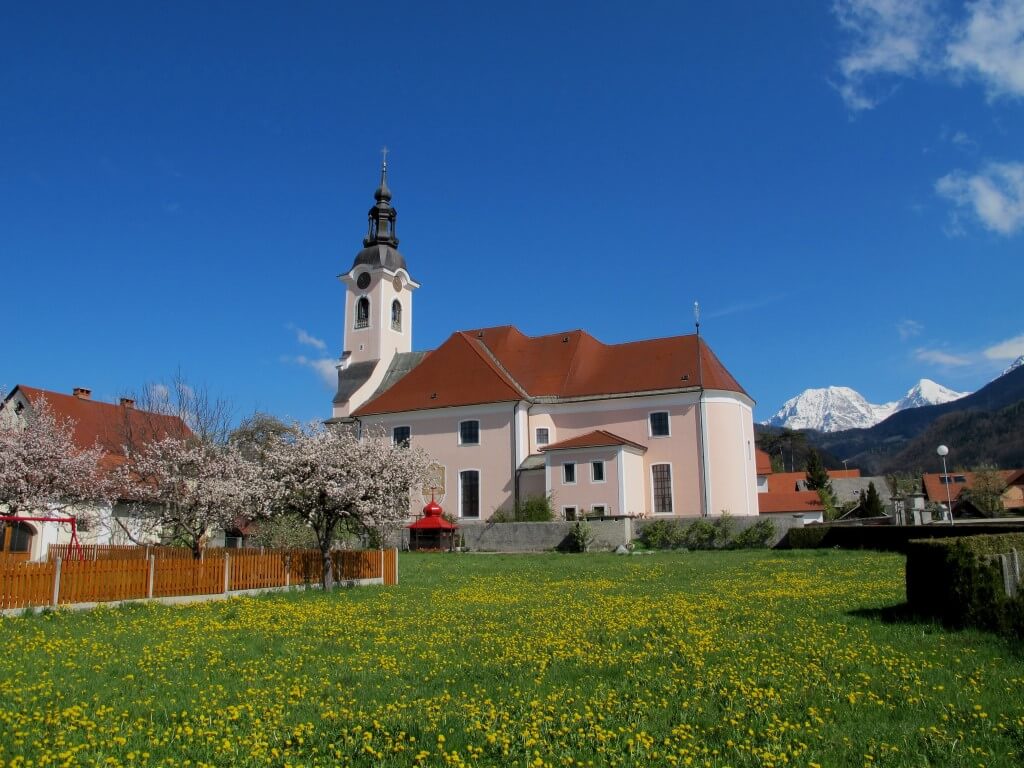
984,333,1024,360
287,323,327,351
936,162,1024,235
947,0,1024,100
832,0,943,110
914,347,973,366
284,355,337,387
897,319,924,340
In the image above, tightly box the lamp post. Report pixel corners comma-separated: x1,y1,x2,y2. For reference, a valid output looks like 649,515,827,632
937,445,954,526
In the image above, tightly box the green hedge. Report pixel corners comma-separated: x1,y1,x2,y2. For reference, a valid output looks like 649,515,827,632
905,533,1024,636
783,523,1024,553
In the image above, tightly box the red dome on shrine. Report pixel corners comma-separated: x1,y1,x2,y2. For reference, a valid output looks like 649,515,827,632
407,496,457,531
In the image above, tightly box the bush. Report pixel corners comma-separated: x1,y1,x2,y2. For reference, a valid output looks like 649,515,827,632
712,514,734,548
786,526,830,549
641,520,686,549
640,517,777,550
569,521,594,553
491,495,555,523
683,520,717,550
732,519,776,549
905,533,1024,635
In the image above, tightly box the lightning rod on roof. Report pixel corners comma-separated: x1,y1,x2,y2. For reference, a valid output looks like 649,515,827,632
693,301,701,335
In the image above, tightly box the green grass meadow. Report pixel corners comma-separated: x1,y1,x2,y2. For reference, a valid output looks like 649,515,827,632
1,550,1022,767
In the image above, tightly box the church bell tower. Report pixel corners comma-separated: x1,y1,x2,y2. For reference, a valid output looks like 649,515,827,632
332,153,420,419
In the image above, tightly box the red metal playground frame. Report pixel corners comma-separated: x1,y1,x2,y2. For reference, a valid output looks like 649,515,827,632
0,515,84,560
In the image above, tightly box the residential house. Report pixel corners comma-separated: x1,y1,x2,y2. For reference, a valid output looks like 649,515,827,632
0,385,189,560
922,469,1024,518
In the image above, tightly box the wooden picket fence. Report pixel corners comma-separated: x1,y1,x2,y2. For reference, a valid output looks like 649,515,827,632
0,547,398,611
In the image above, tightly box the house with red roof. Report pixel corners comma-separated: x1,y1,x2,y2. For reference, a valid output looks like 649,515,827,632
327,163,759,522
0,385,189,559
922,469,1024,517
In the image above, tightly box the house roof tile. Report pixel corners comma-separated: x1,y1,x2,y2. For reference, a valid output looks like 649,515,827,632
757,491,825,514
539,429,646,453
355,325,747,416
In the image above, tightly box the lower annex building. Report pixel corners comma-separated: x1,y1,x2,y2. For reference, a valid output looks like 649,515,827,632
328,160,758,522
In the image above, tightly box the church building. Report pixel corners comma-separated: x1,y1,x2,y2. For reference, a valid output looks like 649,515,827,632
330,160,758,521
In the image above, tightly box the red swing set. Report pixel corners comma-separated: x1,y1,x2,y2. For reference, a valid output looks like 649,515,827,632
0,514,84,560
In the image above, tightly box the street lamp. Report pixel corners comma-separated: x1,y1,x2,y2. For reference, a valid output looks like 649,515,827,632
937,445,954,526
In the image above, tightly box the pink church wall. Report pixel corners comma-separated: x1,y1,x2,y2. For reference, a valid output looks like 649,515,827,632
532,401,705,517
705,398,758,517
546,446,621,516
361,405,516,519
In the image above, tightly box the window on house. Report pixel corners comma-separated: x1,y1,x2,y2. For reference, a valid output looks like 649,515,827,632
563,506,577,521
460,470,480,518
536,427,549,446
590,504,607,517
355,297,370,329
652,463,673,514
591,461,605,482
391,299,402,331
5,522,33,553
393,426,411,446
649,411,670,437
459,420,480,445
563,463,576,484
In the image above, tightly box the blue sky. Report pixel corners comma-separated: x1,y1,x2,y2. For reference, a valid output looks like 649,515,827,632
3,1,1023,424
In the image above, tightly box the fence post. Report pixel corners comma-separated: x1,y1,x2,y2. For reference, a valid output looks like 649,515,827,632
52,557,62,606
147,555,155,599
285,553,291,588
223,552,231,594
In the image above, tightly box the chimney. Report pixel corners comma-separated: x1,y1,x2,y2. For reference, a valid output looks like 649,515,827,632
119,398,135,408
72,387,92,400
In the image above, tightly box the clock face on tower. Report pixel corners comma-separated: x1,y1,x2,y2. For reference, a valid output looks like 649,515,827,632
356,272,371,290
392,276,403,292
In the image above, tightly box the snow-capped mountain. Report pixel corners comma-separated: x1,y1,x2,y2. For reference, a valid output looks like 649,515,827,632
766,379,969,432
1003,355,1024,376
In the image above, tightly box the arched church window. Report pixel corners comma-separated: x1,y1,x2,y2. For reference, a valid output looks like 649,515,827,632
355,297,370,329
391,299,402,331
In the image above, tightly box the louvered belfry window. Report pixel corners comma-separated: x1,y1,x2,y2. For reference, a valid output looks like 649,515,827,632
355,297,370,329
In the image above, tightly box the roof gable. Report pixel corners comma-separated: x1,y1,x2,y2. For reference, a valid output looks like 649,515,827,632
11,386,191,466
540,429,646,453
354,333,524,416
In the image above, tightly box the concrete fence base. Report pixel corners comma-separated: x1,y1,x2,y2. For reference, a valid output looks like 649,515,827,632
397,514,801,553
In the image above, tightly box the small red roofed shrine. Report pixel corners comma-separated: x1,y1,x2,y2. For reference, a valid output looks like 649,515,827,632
407,496,457,551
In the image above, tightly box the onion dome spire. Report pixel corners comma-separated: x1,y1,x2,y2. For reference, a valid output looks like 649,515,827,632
364,146,398,248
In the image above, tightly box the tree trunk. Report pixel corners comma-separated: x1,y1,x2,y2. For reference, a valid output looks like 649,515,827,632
321,542,334,591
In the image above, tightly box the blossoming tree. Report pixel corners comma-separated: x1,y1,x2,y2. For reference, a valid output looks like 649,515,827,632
0,395,110,536
264,423,430,589
115,436,266,559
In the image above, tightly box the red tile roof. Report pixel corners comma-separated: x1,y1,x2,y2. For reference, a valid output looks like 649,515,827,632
921,470,1022,505
356,326,747,416
755,448,773,475
13,385,191,471
766,469,861,493
757,491,825,515
539,429,646,453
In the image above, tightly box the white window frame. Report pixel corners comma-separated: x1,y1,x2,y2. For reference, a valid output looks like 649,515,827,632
458,468,481,519
650,462,675,516
590,460,606,483
648,410,671,438
458,419,481,446
562,505,577,521
562,462,577,485
535,427,550,447
392,425,411,446
590,504,608,517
